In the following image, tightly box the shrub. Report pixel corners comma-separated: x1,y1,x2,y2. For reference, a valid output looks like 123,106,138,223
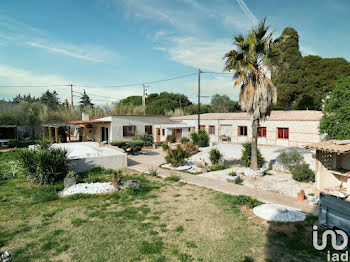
111,140,144,154
209,165,227,172
182,141,198,154
191,130,209,147
279,150,303,169
289,162,315,182
111,170,123,186
134,134,153,147
225,195,263,208
166,135,176,143
162,143,169,151
17,140,70,185
165,145,190,167
8,139,18,148
228,171,237,176
66,171,76,178
209,148,223,165
164,175,180,182
32,184,63,203
180,137,190,144
241,142,264,168
148,167,158,177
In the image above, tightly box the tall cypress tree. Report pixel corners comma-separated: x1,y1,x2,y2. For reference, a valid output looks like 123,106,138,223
272,28,306,110
79,90,94,111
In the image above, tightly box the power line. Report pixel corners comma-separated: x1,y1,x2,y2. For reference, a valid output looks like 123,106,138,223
75,72,197,88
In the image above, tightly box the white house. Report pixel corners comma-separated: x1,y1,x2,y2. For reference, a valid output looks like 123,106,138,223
170,110,323,147
67,115,171,143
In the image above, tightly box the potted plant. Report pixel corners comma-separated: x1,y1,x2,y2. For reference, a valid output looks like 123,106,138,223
64,171,78,188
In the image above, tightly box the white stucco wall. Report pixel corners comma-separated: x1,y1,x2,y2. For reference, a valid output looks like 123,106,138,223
96,116,171,142
174,118,320,148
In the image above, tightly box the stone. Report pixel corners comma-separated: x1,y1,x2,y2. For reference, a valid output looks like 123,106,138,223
195,158,207,168
227,175,242,184
123,180,141,190
1,250,12,262
64,177,77,188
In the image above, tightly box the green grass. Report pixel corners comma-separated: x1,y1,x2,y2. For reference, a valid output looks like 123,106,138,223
0,150,330,261
164,175,180,182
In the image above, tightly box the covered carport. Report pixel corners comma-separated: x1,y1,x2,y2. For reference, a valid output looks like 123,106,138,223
0,125,17,147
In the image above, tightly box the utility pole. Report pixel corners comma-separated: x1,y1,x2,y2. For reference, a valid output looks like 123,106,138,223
197,68,201,132
142,84,146,115
70,84,74,108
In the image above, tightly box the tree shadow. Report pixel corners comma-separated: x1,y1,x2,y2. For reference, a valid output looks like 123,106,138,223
264,204,330,261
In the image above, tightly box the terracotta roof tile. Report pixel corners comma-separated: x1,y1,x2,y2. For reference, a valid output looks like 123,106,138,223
305,140,350,154
171,110,322,122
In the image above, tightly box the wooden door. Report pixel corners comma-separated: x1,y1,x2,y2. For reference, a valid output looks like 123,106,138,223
173,129,182,140
156,128,161,142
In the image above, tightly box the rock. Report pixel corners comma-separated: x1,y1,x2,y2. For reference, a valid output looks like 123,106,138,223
64,177,77,188
193,167,203,173
244,169,265,177
227,175,242,184
195,158,207,168
123,180,141,190
1,250,12,262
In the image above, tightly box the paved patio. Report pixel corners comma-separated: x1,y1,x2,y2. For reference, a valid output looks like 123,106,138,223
128,148,318,215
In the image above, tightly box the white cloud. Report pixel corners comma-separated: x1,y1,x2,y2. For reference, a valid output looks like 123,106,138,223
155,36,232,72
300,46,317,56
26,41,116,63
0,64,135,105
0,15,118,63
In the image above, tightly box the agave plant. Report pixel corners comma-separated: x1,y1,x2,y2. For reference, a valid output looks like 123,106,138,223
165,145,190,167
17,140,69,185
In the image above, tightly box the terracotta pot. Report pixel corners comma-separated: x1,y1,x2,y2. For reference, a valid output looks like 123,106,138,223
297,190,305,201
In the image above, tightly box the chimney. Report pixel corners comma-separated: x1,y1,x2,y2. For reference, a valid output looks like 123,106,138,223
82,112,89,121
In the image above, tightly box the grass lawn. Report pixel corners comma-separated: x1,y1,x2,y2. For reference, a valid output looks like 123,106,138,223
0,150,329,261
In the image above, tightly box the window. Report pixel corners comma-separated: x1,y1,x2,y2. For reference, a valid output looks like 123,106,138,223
162,129,165,136
145,125,152,135
123,126,136,137
200,125,206,131
238,126,248,136
258,127,266,137
209,125,215,135
277,128,289,139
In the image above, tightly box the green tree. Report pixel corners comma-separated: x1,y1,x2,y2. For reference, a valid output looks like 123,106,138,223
183,104,212,115
79,90,94,111
40,90,60,110
320,76,350,139
210,94,240,113
304,55,350,110
224,18,278,170
272,27,306,110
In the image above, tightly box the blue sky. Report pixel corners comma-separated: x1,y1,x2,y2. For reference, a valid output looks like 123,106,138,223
0,0,349,105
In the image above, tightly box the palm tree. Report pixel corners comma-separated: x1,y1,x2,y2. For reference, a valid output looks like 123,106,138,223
224,18,278,170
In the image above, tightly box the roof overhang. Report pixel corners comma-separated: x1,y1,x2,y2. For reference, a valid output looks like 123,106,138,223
66,120,111,125
304,140,350,154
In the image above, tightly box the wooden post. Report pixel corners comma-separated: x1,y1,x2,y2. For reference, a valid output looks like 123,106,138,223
55,127,58,143
42,126,45,139
68,126,71,143
48,127,52,142
83,126,87,142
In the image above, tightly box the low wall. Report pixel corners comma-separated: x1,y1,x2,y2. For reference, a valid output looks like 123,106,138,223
70,153,127,173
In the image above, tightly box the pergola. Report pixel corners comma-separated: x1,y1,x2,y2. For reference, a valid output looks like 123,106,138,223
66,119,111,142
42,124,72,143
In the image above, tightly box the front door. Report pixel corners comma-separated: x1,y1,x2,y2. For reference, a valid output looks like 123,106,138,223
101,127,109,143
156,128,161,142
172,129,182,141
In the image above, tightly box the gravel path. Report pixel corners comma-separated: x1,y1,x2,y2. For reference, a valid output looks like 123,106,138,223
61,182,116,196
253,204,306,222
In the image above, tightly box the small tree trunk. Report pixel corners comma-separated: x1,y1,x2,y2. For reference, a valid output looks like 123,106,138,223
251,118,259,170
